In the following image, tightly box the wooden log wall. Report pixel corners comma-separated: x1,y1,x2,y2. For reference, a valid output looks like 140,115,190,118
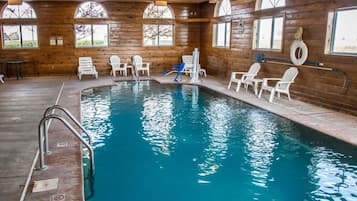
0,1,201,76
199,0,357,115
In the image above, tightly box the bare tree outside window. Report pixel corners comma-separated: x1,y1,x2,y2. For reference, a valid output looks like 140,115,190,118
260,0,285,10
75,24,108,47
2,3,38,49
75,1,108,18
143,3,174,46
2,2,36,19
213,0,231,48
217,0,231,17
74,2,108,48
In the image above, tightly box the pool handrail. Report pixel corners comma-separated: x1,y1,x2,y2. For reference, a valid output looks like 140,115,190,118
43,105,93,154
38,114,95,176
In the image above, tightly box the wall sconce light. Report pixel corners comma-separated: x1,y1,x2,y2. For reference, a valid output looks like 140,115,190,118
154,0,167,6
8,0,23,5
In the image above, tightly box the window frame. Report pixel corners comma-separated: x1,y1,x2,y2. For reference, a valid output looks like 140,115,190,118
142,23,174,47
74,24,109,48
253,16,284,51
325,6,357,56
212,21,231,48
142,3,175,47
74,1,109,48
212,0,232,49
1,3,39,49
74,1,108,19
255,0,286,11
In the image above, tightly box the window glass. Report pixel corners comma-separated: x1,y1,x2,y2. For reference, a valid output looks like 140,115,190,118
218,0,231,17
93,25,108,47
213,22,230,48
143,25,159,46
3,26,21,48
225,22,231,47
332,8,357,54
258,18,272,49
2,3,38,49
158,25,173,46
260,0,285,10
3,25,38,49
21,25,38,48
2,3,36,19
272,17,283,49
75,24,108,47
256,17,283,50
143,24,173,46
75,1,108,18
143,3,174,47
216,23,226,46
143,4,173,19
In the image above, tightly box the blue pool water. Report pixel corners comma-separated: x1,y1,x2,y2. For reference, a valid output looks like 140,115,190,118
81,81,357,201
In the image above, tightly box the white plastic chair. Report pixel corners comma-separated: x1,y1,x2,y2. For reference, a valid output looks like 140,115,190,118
227,63,261,92
109,55,127,77
0,74,4,83
182,55,207,77
132,55,150,76
258,67,299,102
78,57,98,80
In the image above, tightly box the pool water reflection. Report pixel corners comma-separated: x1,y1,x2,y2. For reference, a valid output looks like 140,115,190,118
81,81,357,201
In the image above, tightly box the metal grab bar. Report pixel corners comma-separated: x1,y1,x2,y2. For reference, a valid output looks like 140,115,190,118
43,105,93,154
38,114,95,176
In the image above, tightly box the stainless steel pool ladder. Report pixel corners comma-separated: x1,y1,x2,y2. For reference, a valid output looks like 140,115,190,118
37,105,95,176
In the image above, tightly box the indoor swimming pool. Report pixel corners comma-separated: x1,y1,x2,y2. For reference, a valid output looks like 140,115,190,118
81,81,357,201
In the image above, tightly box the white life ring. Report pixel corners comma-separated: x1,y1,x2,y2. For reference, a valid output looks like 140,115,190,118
290,40,308,66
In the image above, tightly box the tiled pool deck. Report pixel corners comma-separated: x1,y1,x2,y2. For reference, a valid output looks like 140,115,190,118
0,75,356,201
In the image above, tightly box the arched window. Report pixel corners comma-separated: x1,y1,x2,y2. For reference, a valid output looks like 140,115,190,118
253,0,285,50
74,1,108,18
1,2,38,49
257,0,285,10
74,1,108,47
143,4,173,19
216,0,231,17
143,3,174,47
213,0,231,48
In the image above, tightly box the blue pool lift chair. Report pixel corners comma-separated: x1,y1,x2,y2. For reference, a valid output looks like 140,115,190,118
163,63,186,82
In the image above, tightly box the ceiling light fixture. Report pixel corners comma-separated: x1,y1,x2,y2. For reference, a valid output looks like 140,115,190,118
8,0,23,5
155,0,167,6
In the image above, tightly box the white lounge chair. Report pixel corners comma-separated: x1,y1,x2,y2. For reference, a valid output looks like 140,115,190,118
227,63,261,92
78,57,98,80
132,55,150,76
109,55,127,77
0,74,4,83
258,67,299,103
182,55,207,77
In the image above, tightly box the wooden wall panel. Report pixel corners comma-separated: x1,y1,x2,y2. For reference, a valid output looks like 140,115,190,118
199,0,357,116
0,2,201,76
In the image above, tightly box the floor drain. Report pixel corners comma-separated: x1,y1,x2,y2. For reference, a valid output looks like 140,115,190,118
51,194,65,201
57,142,68,148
